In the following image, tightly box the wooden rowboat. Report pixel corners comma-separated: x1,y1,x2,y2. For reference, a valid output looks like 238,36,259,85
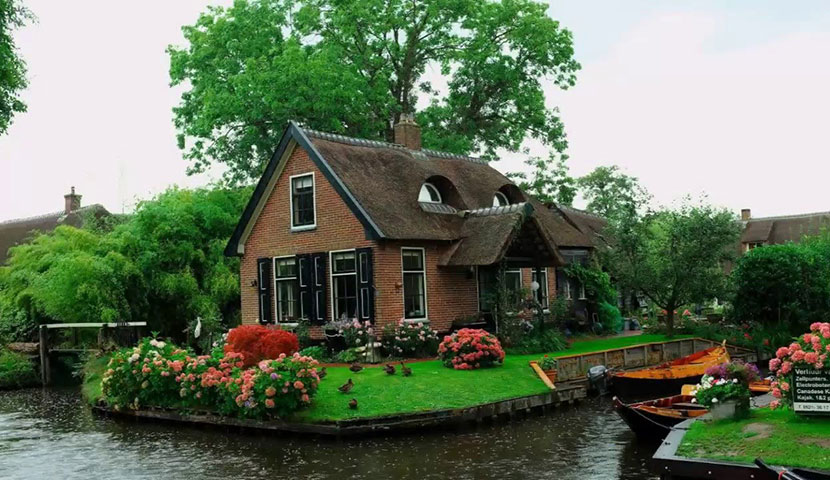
755,458,830,480
613,394,707,442
610,345,730,399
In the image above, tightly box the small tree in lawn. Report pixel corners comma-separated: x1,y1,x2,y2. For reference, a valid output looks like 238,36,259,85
604,201,741,335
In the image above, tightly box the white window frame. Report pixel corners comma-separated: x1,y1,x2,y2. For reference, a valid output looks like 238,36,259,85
578,281,587,300
273,255,300,325
329,249,358,321
401,247,429,322
493,191,509,207
418,182,442,204
564,277,573,300
289,172,316,231
532,268,549,309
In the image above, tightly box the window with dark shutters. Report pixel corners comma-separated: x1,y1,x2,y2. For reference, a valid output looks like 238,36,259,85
297,254,312,321
356,247,375,322
310,252,327,324
256,258,273,324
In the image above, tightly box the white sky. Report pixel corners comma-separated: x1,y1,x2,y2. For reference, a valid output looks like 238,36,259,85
1,1,829,220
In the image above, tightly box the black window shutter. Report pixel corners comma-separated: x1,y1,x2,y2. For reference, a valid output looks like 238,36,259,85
356,247,375,322
257,258,273,324
310,252,327,325
297,254,313,321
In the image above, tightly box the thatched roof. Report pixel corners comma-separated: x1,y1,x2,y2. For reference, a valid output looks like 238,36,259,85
0,205,108,264
742,211,830,244
550,204,609,248
225,121,595,261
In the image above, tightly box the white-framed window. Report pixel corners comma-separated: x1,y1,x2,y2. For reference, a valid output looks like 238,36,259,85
564,277,573,300
578,281,587,300
290,173,316,230
532,268,549,308
401,247,428,320
493,191,509,207
418,183,442,203
273,256,302,323
330,250,358,321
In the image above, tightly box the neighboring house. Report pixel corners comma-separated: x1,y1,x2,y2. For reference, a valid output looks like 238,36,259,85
0,187,109,264
739,208,830,253
225,117,597,338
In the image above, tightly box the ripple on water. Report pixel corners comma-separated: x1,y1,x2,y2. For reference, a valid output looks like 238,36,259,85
0,389,660,480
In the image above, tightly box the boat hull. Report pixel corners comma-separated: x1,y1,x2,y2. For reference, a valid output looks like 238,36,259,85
611,374,703,400
613,395,705,442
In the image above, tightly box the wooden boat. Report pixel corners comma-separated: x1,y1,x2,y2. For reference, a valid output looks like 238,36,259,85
613,394,707,441
755,458,830,480
610,345,730,399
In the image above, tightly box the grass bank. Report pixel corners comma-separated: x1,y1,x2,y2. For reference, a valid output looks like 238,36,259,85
0,349,39,389
83,333,689,422
677,408,830,470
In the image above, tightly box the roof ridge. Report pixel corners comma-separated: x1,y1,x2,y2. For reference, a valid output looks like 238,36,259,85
301,127,486,164
0,204,102,227
465,202,528,217
748,211,830,222
555,203,606,220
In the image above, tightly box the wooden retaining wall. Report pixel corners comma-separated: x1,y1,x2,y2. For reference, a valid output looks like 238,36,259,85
92,384,587,437
555,338,758,383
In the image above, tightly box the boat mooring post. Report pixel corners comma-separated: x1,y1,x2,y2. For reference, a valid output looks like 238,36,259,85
38,325,50,386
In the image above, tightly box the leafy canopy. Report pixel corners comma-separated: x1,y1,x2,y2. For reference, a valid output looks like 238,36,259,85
168,0,580,184
0,0,33,135
604,201,741,334
578,165,650,222
508,152,577,206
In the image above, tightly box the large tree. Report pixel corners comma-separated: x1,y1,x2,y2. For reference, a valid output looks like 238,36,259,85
578,165,650,222
0,0,32,135
604,202,741,335
169,0,580,184
508,152,576,206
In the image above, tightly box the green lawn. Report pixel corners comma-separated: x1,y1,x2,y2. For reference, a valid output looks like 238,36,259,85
677,408,830,470
82,333,689,422
81,355,109,405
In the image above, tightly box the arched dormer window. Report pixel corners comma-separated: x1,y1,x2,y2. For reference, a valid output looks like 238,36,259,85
492,192,509,207
419,182,442,203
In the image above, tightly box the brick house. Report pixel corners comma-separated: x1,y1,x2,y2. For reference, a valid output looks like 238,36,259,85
224,118,597,338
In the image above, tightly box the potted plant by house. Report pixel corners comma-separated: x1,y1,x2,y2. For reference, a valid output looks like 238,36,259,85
691,360,759,420
539,355,558,383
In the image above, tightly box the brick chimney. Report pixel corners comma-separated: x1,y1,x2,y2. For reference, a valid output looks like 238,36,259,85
741,208,751,221
394,113,421,150
64,186,82,214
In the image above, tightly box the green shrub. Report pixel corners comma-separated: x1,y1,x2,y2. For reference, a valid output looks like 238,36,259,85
505,329,568,355
334,348,359,363
298,345,329,362
381,320,439,358
0,349,37,389
598,301,623,333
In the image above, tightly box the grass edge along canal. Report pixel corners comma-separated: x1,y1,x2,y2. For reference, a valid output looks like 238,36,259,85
676,408,830,471
82,333,689,423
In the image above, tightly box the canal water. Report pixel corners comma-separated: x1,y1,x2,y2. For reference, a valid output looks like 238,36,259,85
0,388,660,480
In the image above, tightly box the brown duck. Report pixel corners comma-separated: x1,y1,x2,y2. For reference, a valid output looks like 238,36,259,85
348,398,358,410
349,362,363,373
384,363,396,375
400,362,412,377
338,378,354,393
318,367,327,379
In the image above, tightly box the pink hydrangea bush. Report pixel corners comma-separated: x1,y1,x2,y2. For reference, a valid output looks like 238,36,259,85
102,338,322,418
768,322,830,409
438,328,505,370
382,319,440,358
102,337,188,410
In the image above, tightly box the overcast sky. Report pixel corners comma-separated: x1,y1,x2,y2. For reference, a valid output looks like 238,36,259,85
1,1,829,220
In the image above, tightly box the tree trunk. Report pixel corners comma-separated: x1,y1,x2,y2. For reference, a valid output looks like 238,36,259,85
665,308,675,337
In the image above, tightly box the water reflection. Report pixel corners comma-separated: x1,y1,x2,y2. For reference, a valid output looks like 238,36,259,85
0,389,660,480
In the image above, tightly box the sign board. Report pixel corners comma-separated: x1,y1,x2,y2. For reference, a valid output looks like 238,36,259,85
793,368,830,415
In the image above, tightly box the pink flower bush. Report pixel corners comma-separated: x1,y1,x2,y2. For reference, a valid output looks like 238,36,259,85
768,322,830,409
102,337,322,418
438,328,505,370
382,319,440,358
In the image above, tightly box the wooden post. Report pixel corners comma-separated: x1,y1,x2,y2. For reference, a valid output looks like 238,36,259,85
39,325,50,386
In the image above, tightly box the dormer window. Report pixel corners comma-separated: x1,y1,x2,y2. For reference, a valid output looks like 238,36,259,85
419,182,442,203
290,173,316,230
493,192,509,207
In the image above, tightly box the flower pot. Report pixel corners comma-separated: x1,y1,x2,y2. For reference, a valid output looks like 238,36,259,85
544,369,557,384
709,399,738,420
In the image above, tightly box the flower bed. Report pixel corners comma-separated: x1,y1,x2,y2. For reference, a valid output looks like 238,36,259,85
691,361,759,419
382,320,439,358
768,322,830,410
101,336,321,418
438,328,505,370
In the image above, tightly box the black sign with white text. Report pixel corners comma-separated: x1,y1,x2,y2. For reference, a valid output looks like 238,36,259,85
793,368,830,415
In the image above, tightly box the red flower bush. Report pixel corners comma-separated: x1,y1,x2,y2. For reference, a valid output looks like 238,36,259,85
438,328,505,370
768,322,830,409
224,325,299,367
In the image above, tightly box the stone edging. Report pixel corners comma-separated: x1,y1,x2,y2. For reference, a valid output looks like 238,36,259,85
92,387,582,437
